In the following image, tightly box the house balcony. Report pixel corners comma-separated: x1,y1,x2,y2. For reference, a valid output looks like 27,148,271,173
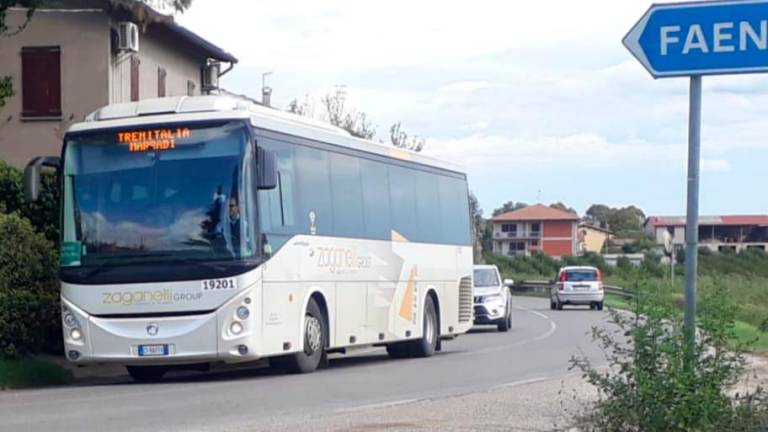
493,231,542,240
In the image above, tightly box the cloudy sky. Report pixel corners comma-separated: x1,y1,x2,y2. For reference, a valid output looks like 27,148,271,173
178,0,768,217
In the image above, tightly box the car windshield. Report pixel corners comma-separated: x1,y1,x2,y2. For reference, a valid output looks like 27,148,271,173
565,270,598,282
473,268,500,287
60,121,255,267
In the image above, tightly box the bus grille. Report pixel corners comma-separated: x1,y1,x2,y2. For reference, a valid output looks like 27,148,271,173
458,276,473,322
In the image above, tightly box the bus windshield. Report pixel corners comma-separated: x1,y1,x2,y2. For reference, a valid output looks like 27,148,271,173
61,121,255,270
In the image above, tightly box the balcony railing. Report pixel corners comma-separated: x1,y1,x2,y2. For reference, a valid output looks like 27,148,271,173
493,231,542,239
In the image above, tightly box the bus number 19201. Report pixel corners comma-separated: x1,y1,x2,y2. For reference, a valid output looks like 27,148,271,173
202,278,237,291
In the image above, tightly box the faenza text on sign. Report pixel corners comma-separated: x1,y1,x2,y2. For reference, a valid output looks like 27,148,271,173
660,20,767,55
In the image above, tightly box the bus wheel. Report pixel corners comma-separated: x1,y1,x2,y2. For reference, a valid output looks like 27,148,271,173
409,295,438,358
282,298,326,374
126,365,167,382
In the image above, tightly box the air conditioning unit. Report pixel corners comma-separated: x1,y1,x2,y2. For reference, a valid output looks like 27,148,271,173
118,22,139,52
202,62,221,93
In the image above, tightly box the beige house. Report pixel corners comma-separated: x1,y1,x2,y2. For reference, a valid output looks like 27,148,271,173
577,222,612,254
0,0,237,167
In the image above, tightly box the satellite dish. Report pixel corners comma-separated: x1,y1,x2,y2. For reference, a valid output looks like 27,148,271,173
662,230,673,255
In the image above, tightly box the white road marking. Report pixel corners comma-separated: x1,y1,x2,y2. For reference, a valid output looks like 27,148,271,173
334,398,419,414
492,376,551,389
463,305,557,356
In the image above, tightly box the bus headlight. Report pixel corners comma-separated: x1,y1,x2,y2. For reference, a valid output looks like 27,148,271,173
63,313,78,328
236,306,250,320
70,328,83,341
230,321,243,335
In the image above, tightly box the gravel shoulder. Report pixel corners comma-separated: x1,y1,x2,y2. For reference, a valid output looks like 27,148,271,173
235,373,597,432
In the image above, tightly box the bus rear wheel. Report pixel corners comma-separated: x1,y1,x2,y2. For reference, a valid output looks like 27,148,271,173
387,295,438,359
126,365,167,382
278,298,327,374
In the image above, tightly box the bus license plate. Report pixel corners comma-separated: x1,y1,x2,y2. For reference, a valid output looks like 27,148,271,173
138,344,169,357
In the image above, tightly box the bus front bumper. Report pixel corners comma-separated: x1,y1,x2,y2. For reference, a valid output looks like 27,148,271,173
61,294,260,366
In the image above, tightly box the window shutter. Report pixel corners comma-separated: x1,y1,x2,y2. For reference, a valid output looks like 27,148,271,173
21,46,61,117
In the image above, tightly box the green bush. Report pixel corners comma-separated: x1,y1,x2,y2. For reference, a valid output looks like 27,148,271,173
571,282,768,431
0,160,59,245
0,213,61,358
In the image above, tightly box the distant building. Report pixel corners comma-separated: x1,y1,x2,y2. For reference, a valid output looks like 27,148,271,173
644,215,768,253
578,222,612,254
0,0,238,166
603,253,644,267
490,204,579,258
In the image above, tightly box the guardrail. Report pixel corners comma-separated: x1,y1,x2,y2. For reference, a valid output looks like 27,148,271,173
510,280,635,298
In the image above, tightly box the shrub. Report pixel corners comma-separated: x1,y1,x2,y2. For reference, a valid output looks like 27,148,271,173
0,160,59,245
0,213,60,358
571,282,768,431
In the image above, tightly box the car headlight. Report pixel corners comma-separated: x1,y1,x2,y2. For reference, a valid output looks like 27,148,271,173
483,294,504,303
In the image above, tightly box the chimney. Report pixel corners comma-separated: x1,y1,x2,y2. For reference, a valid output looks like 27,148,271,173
262,86,272,107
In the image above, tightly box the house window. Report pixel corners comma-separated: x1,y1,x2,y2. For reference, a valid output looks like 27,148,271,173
531,222,541,236
157,67,167,97
130,56,140,102
187,80,196,96
530,239,539,248
501,223,517,237
21,46,61,118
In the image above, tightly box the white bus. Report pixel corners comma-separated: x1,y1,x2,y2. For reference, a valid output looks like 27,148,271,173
24,96,474,382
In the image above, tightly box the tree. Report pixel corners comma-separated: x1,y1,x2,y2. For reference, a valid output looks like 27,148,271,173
550,201,576,214
286,98,309,116
468,191,484,262
389,121,425,152
492,201,528,217
321,86,376,139
586,204,646,235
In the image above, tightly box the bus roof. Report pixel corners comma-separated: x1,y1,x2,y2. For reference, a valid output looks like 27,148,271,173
69,95,464,175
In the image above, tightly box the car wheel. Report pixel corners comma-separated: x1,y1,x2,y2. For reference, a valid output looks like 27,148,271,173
597,302,604,311
127,365,167,383
279,298,326,374
550,298,556,310
556,299,563,311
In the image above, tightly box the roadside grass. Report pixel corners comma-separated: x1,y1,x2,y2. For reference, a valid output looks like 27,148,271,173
732,321,768,353
0,356,73,390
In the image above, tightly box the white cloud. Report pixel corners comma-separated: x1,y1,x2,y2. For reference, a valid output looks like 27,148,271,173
701,159,732,173
177,0,768,214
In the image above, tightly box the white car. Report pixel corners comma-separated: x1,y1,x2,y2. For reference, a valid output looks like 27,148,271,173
472,265,513,332
550,266,605,311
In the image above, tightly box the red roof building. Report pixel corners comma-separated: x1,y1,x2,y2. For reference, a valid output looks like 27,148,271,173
490,205,579,258
644,214,768,252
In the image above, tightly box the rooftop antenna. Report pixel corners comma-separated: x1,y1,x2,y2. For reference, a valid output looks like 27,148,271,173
536,189,542,203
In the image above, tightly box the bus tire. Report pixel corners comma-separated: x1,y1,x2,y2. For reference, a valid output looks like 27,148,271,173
282,297,326,374
126,365,167,382
408,294,438,358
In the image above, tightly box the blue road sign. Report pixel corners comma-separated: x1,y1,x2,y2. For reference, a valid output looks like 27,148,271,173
624,0,768,78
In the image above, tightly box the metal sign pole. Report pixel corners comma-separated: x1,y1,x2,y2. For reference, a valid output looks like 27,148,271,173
683,75,702,356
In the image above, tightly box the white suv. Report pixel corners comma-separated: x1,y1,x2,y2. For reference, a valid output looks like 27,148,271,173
550,266,604,311
473,265,513,331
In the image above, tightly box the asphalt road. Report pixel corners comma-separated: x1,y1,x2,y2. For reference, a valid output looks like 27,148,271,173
0,296,609,432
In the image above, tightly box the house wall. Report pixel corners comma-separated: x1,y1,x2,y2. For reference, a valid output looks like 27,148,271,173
580,227,609,253
0,8,110,166
109,22,203,103
543,221,572,238
542,239,573,257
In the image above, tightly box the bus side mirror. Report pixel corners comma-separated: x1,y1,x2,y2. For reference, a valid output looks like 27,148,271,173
24,156,60,202
257,148,277,190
